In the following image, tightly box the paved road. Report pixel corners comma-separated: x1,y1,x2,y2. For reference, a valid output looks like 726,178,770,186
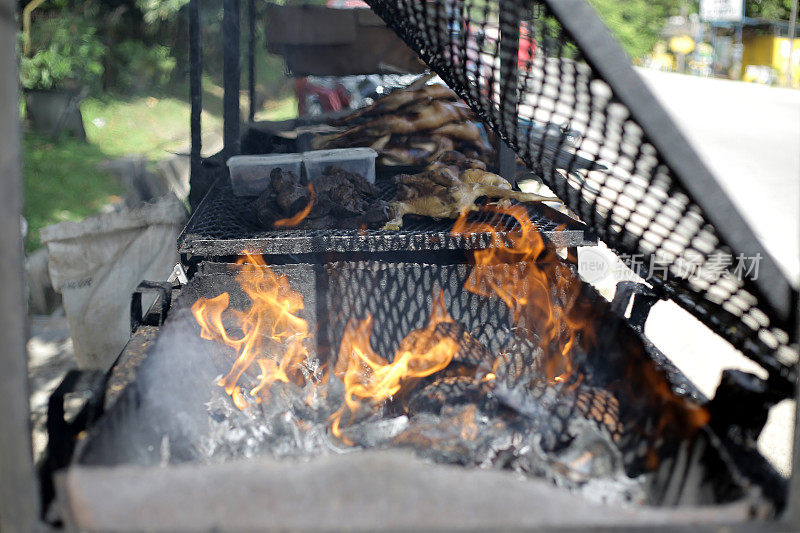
636,69,800,281
635,70,799,476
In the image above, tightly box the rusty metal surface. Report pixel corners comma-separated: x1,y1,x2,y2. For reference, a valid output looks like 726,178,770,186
104,326,160,410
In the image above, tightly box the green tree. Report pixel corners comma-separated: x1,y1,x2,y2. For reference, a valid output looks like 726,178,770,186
747,0,795,20
590,0,683,59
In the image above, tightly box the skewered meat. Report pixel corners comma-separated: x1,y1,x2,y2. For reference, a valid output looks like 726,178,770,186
328,83,458,126
384,151,561,229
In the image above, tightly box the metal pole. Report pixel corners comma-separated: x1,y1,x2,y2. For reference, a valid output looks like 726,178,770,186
788,0,798,87
248,0,256,123
223,0,241,159
0,0,41,529
497,0,520,183
189,0,202,181
734,20,743,80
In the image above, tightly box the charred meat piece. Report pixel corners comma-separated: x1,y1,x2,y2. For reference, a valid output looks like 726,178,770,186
255,168,307,227
254,166,390,230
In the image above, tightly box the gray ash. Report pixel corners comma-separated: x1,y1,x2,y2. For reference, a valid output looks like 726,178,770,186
201,322,648,506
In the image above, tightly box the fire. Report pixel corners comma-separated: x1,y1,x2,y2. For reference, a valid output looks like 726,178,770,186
330,291,459,440
453,204,709,465
452,205,586,386
274,183,315,228
191,252,311,407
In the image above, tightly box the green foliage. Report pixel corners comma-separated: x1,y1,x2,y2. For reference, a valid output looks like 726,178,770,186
81,93,222,160
135,0,190,24
19,15,106,91
590,0,681,60
23,132,124,251
748,0,795,20
113,41,177,93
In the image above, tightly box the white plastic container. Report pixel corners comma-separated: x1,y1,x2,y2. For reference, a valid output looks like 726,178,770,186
227,154,304,196
303,148,378,184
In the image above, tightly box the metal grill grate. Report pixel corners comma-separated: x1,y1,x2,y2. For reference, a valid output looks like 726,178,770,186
179,178,595,257
360,0,797,395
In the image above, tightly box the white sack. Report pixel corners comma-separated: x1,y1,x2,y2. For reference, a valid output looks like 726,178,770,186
41,195,187,370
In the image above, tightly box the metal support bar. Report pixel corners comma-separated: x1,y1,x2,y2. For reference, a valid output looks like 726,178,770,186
130,281,177,334
789,267,800,522
39,369,106,520
223,0,241,159
497,0,520,183
788,0,798,86
248,0,256,123
189,0,202,182
543,0,795,333
0,0,40,528
610,280,660,333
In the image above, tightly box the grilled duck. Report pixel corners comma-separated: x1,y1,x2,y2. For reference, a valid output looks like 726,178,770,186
329,83,458,126
377,135,455,166
313,101,474,150
384,151,560,229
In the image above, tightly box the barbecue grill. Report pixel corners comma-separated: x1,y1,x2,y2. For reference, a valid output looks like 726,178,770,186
1,0,799,530
178,171,595,266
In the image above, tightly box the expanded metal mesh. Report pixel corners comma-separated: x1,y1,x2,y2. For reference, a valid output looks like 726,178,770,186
81,261,749,506
362,0,795,393
179,176,593,257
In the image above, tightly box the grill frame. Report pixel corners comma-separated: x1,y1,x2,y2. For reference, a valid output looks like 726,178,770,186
178,176,597,260
68,259,785,513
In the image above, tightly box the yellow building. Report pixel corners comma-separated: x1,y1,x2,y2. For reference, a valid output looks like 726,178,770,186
741,33,800,87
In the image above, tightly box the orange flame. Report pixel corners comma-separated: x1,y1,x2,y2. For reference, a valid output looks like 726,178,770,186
454,204,709,466
330,290,459,440
190,252,311,407
452,205,585,386
274,183,315,228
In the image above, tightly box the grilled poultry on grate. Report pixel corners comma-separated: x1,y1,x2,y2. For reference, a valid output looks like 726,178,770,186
384,151,561,229
313,100,474,149
328,83,458,126
314,81,495,166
